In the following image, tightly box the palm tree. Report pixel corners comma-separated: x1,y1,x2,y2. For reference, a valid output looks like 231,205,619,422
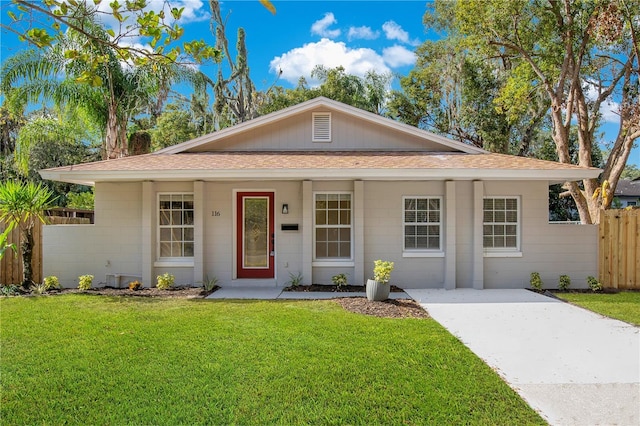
0,180,55,288
1,12,208,161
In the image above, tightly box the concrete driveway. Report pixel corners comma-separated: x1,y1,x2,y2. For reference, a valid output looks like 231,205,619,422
405,289,639,426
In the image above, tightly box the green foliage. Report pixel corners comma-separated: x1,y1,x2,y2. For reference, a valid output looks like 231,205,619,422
0,284,20,296
586,276,603,292
0,222,17,261
43,276,60,290
259,66,393,116
5,0,222,76
156,272,175,290
77,275,93,291
32,283,47,295
331,273,348,289
66,191,94,210
373,260,394,284
199,276,218,292
558,275,571,291
0,180,56,230
128,280,143,291
285,271,303,288
150,103,198,151
529,272,543,290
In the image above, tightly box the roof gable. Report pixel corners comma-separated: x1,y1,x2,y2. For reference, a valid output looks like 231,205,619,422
156,97,486,155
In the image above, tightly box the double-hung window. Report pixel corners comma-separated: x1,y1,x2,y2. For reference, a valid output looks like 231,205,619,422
483,197,519,252
403,197,442,252
314,193,352,260
158,193,194,259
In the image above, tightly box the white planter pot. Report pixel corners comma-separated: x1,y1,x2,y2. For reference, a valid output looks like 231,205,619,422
366,279,390,301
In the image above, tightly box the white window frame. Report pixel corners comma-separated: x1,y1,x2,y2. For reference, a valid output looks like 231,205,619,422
313,191,353,263
402,196,444,257
483,196,521,257
157,192,195,262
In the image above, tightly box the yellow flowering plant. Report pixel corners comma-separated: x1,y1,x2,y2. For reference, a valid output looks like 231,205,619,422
373,260,394,284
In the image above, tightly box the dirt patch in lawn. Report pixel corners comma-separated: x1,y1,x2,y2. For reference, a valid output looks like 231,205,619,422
335,297,429,319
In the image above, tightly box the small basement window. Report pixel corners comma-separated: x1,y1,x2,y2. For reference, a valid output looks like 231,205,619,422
312,112,331,142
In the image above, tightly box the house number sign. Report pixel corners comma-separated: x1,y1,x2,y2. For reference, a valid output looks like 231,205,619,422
212,211,221,217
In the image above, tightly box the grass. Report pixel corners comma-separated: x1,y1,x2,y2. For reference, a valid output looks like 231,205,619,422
0,295,544,425
557,291,640,326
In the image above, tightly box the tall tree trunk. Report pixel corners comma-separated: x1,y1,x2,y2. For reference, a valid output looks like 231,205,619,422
20,226,34,289
105,101,120,159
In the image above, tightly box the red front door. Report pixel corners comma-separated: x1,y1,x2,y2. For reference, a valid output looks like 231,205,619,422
236,192,275,279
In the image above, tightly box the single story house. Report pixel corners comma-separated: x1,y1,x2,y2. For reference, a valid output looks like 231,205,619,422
40,97,601,289
614,179,640,207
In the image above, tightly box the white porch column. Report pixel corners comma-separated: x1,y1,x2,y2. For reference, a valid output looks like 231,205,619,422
354,180,364,285
142,181,154,287
193,181,205,285
472,180,484,289
302,180,313,285
445,180,456,290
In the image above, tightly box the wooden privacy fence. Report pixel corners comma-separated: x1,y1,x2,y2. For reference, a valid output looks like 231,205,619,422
599,209,640,289
1,217,90,285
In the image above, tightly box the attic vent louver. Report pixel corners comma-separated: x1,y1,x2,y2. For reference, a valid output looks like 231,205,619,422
312,112,331,142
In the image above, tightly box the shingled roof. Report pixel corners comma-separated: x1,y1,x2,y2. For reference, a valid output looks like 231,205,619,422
615,179,640,197
41,151,602,185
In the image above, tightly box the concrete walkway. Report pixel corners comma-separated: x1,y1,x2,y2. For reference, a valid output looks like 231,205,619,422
405,289,640,426
206,287,409,300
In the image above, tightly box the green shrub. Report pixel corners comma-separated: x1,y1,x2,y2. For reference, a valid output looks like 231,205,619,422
128,280,143,291
286,272,303,288
200,276,218,292
331,273,348,289
32,283,47,295
586,276,602,292
156,273,175,290
558,275,571,291
78,275,94,291
43,276,60,290
529,272,543,290
0,284,20,296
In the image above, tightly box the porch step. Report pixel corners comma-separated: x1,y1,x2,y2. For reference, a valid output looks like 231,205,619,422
224,279,279,288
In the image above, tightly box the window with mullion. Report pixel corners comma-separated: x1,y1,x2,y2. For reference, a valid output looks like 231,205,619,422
314,193,352,259
158,193,194,258
403,197,441,251
483,197,519,250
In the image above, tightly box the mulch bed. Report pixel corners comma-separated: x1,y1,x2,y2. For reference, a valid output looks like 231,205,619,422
51,286,217,298
7,285,430,319
335,297,430,319
285,284,404,292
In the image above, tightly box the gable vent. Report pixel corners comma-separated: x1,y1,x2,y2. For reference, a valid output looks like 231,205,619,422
312,112,332,142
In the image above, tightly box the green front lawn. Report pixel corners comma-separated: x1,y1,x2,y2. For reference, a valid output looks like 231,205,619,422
1,295,543,425
557,291,640,326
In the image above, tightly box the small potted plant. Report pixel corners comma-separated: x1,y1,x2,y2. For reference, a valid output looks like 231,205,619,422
366,260,394,301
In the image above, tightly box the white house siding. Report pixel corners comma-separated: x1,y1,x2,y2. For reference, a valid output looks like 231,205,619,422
43,178,597,289
190,108,458,153
362,181,446,288
482,181,598,289
43,182,143,288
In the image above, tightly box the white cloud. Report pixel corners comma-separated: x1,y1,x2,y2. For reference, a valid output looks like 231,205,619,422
270,38,391,85
382,45,416,67
347,26,380,41
311,13,341,38
382,20,420,46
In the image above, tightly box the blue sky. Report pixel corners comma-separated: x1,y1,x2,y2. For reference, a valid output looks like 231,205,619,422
1,0,637,167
